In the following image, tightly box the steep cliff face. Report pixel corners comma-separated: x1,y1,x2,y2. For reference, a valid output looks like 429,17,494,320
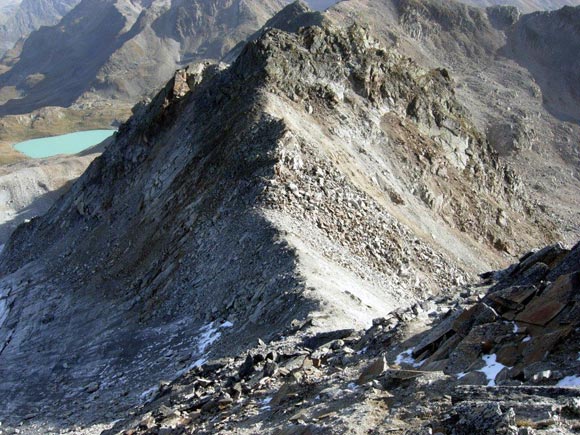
0,15,557,430
0,0,287,115
0,0,80,54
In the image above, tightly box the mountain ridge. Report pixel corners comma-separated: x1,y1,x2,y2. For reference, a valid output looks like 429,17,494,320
0,16,559,430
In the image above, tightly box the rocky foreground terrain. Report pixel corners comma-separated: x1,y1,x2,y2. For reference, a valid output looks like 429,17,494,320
99,240,580,435
0,9,577,433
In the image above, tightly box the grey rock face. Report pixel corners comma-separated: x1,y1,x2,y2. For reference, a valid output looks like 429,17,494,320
502,5,580,124
0,17,558,431
326,0,580,246
0,152,99,246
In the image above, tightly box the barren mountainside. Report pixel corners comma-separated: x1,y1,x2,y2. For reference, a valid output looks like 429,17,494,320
0,13,565,432
0,0,80,54
460,0,580,13
326,0,580,245
0,1,578,435
0,0,288,115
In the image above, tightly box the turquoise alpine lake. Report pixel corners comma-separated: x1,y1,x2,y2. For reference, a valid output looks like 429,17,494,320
13,130,116,158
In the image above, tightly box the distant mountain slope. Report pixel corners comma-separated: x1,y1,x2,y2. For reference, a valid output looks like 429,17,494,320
460,0,580,13
502,5,580,123
0,0,288,115
0,0,21,25
0,0,80,54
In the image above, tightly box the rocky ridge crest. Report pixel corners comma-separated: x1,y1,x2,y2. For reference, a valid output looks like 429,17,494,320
0,11,564,433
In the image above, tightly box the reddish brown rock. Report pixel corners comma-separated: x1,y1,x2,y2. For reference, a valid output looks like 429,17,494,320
516,273,578,326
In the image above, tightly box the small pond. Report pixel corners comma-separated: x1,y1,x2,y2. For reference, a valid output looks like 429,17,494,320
13,130,116,158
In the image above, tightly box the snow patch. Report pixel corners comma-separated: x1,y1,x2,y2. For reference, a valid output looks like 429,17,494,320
196,322,222,354
260,396,273,410
557,375,580,387
477,354,510,386
395,347,423,368
139,385,159,403
180,321,235,374
456,372,467,379
512,322,520,334
522,336,532,343
262,396,272,404
196,320,233,354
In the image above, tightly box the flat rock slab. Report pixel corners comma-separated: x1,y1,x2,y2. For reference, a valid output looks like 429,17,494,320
486,285,536,308
302,329,355,350
521,327,572,366
413,310,462,358
516,272,579,326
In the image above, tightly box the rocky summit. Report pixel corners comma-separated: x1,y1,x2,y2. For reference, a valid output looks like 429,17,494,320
0,3,577,435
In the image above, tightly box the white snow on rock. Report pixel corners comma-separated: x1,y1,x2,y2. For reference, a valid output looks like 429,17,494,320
395,347,423,368
0,298,7,328
196,320,234,354
557,375,580,387
260,396,273,410
181,320,236,372
0,282,11,328
477,354,510,386
196,322,222,354
139,385,159,403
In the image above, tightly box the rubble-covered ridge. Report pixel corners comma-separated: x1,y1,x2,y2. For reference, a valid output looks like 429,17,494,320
0,12,563,431
233,21,555,253
98,241,580,435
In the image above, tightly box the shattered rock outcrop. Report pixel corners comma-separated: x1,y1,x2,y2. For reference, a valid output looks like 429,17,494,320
406,242,579,386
